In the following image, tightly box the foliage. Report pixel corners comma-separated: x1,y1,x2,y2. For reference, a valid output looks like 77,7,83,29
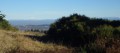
0,12,17,31
92,25,114,39
47,13,120,53
47,14,94,47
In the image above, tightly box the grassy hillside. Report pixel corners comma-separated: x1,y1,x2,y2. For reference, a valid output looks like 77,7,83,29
0,13,73,53
0,30,72,53
1,13,120,53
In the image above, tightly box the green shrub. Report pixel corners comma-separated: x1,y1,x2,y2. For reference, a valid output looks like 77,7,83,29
92,25,114,39
113,27,120,39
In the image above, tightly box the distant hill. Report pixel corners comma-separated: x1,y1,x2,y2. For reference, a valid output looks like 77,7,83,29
14,25,50,31
100,17,120,20
8,17,120,26
8,19,56,26
8,19,56,31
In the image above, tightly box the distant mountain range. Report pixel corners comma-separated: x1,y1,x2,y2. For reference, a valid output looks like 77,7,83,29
8,17,120,26
8,17,120,31
9,19,56,26
8,19,56,31
14,25,50,31
99,17,120,20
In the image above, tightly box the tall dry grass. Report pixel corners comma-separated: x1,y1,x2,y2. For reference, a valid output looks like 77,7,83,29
0,30,73,53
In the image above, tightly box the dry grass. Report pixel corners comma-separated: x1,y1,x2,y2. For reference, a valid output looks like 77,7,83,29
90,38,120,53
0,30,73,53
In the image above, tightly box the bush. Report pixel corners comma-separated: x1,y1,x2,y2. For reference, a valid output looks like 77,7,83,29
92,25,114,39
113,27,120,39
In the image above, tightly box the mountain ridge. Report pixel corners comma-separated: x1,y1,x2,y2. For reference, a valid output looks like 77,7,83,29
8,17,120,26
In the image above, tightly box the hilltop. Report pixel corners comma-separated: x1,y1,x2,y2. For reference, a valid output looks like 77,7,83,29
1,12,120,53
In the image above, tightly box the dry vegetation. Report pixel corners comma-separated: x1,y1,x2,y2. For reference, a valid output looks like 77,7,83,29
0,30,73,53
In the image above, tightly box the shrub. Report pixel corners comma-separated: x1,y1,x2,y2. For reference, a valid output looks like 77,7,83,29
113,27,120,39
92,25,114,39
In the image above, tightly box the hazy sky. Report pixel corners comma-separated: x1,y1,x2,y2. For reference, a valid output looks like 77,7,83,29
0,0,120,20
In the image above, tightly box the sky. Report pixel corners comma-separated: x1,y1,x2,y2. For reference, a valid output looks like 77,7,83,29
0,0,120,20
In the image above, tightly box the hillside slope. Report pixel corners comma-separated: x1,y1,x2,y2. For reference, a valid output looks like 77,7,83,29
0,30,72,53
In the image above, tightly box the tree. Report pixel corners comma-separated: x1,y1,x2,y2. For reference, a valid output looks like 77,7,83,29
0,11,5,21
47,14,94,47
46,13,120,52
0,11,17,30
